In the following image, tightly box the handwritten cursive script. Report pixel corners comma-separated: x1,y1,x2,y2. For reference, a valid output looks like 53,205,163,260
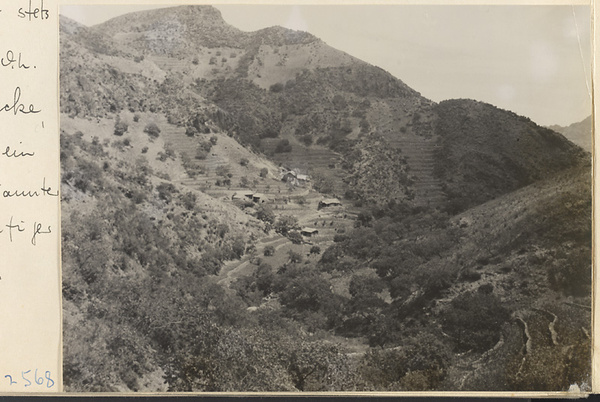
0,87,40,115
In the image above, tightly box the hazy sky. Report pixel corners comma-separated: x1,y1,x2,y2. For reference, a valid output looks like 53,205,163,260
61,4,592,127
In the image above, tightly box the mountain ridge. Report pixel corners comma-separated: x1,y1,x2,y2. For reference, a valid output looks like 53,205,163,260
547,115,592,152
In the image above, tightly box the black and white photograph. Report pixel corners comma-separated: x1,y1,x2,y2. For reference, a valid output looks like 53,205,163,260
58,3,592,393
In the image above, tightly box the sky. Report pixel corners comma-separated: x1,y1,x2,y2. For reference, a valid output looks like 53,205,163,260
60,3,592,127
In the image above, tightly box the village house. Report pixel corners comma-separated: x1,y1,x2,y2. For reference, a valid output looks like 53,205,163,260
300,227,319,237
252,193,268,203
232,191,254,201
280,169,310,186
318,198,342,209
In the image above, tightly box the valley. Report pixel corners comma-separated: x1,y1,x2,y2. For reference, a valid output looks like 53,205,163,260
59,5,592,393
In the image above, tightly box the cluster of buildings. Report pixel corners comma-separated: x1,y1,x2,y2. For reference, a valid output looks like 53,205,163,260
279,169,310,186
231,191,268,203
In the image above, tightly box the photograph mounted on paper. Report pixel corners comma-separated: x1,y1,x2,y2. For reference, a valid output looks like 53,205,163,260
58,3,592,392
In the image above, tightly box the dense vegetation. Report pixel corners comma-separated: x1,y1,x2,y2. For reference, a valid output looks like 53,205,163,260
62,128,591,391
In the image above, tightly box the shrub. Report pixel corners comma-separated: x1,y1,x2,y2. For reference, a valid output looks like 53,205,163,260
459,268,481,282
263,245,275,257
144,123,161,139
209,136,218,145
310,246,321,255
275,139,292,153
186,126,199,137
547,250,590,297
360,333,451,390
259,129,279,139
215,165,230,177
300,134,313,146
274,215,299,236
269,83,284,93
156,182,177,203
288,231,303,245
199,140,213,153
114,121,128,136
256,205,275,225
240,158,250,167
181,192,197,211
133,113,140,122
442,290,510,352
196,149,208,160
259,168,269,178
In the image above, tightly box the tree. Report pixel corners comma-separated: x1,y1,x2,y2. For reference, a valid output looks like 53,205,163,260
254,263,274,296
269,82,284,93
360,332,451,390
287,231,303,245
348,273,385,308
195,149,208,160
186,126,199,137
300,134,313,146
310,246,321,255
181,192,197,211
442,289,510,352
275,139,292,153
144,122,161,139
279,275,332,313
156,182,177,204
274,215,299,236
255,205,275,225
285,340,351,391
114,121,128,136
215,165,230,177
263,245,275,257
287,250,303,263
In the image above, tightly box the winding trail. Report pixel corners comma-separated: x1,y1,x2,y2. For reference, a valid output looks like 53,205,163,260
516,316,532,355
533,308,559,346
217,235,291,286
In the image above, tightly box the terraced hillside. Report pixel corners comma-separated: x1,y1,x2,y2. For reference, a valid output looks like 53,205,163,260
391,135,446,208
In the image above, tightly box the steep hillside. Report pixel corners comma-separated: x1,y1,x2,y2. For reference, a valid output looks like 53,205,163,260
548,115,592,152
432,100,589,213
317,164,591,390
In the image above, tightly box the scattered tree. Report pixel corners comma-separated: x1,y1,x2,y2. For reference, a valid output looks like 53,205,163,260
144,122,161,139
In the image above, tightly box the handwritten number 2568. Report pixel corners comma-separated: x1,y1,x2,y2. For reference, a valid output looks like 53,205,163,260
4,370,54,388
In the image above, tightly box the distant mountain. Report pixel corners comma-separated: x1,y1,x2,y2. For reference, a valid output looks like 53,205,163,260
547,115,592,152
